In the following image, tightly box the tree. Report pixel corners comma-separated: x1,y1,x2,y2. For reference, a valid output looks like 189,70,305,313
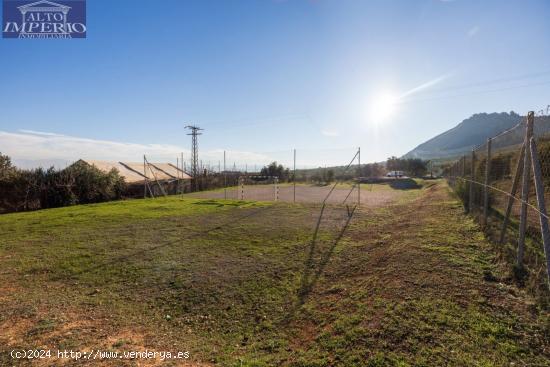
260,162,289,180
406,158,428,177
326,169,335,183
0,159,127,214
0,152,14,179
66,161,126,204
386,156,400,171
385,157,428,177
359,163,385,177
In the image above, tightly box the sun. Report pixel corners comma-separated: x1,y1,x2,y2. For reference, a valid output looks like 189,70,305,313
369,92,398,123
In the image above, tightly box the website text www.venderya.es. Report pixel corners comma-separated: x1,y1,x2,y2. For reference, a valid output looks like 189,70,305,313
10,349,190,361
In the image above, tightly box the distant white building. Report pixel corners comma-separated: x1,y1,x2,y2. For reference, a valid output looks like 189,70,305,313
386,170,404,178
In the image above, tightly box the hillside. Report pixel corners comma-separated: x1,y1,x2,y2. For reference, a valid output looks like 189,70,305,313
405,112,550,160
0,181,548,366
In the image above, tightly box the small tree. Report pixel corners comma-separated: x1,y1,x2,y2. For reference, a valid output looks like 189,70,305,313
359,163,385,177
260,162,289,180
0,152,14,179
66,161,126,203
386,157,428,177
326,169,335,183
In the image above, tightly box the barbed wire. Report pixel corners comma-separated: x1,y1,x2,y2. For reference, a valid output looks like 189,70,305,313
449,174,549,220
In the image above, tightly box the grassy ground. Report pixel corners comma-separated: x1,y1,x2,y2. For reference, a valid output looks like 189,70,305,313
0,181,548,366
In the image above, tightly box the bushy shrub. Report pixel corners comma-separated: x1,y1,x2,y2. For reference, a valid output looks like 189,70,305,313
67,161,125,204
0,156,126,213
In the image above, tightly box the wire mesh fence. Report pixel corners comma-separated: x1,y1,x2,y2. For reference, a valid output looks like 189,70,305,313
166,148,363,207
443,111,550,298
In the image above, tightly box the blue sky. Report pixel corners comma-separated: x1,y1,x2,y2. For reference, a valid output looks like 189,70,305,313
1,0,550,168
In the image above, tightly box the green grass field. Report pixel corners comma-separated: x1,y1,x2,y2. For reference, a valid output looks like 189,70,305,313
0,181,548,366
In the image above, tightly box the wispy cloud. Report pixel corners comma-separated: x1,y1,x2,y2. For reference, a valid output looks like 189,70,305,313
0,130,273,169
400,73,453,99
18,129,67,137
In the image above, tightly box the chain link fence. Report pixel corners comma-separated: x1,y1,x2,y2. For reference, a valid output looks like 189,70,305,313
443,112,550,301
178,148,362,207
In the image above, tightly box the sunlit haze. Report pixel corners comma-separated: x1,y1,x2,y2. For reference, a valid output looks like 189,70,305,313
1,0,549,167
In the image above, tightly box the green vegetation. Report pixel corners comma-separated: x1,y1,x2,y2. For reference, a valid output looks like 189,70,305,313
260,161,291,180
0,181,547,366
0,153,126,213
386,157,429,177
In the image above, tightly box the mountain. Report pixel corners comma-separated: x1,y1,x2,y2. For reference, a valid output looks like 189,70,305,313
404,112,550,160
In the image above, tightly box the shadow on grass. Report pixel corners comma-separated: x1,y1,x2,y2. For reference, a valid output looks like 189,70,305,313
192,200,246,207
284,204,357,323
58,206,273,280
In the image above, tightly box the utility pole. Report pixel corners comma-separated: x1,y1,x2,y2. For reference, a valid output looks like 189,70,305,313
185,125,203,191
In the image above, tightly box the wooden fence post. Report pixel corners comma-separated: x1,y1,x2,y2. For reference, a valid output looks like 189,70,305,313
528,137,550,289
499,143,525,244
518,112,534,268
483,138,492,225
468,149,475,213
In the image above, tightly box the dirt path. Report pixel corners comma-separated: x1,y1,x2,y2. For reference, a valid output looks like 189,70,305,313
285,181,549,365
186,183,404,207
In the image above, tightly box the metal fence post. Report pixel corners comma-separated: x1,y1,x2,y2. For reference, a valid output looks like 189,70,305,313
293,149,296,203
181,157,186,194
223,150,227,200
518,112,534,268
499,143,525,244
468,149,475,213
528,137,550,289
483,138,492,225
358,147,361,206
240,176,244,200
144,156,147,198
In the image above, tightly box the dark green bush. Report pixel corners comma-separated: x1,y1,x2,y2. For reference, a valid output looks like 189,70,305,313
0,155,126,213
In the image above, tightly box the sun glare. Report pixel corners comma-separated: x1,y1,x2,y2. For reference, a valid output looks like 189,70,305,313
369,92,398,123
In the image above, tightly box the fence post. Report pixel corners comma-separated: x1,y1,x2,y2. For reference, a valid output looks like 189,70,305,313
144,156,147,198
293,149,296,203
223,151,227,200
499,143,525,244
528,137,550,289
462,155,466,178
483,138,492,225
181,152,189,197
358,147,361,206
468,149,475,213
518,112,534,268
240,177,244,200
